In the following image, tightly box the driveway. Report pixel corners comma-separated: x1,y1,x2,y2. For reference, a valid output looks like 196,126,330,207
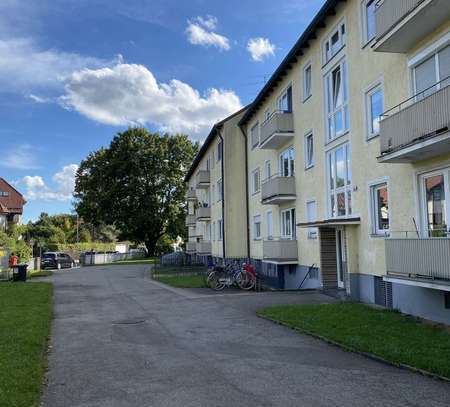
42,265,450,407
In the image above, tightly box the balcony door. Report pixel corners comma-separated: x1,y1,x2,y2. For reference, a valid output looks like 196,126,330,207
420,170,450,237
281,208,296,240
279,147,295,177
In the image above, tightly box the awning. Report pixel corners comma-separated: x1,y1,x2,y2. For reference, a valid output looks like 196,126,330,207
297,217,361,228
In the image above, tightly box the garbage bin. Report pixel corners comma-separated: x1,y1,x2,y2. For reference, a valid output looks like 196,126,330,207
12,264,28,282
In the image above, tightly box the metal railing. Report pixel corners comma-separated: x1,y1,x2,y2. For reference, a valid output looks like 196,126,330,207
196,240,212,254
263,238,298,261
380,79,450,154
260,111,294,146
195,170,210,188
195,206,211,220
385,237,450,281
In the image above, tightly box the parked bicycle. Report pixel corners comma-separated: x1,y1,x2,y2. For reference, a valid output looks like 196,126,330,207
206,262,256,291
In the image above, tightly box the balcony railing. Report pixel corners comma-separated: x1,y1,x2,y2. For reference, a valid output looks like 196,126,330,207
260,111,294,150
196,206,211,221
196,240,212,255
385,238,450,281
186,189,197,201
379,80,450,162
263,238,298,262
195,170,210,189
186,242,196,253
185,214,196,226
261,175,296,204
374,0,450,53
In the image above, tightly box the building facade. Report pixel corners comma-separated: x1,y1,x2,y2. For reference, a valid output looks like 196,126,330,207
186,0,450,324
0,178,26,231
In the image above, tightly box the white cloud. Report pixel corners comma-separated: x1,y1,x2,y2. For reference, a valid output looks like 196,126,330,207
186,16,230,51
1,144,40,170
247,37,276,62
60,63,242,140
21,164,78,201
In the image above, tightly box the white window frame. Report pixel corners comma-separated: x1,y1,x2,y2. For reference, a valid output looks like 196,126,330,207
323,19,346,64
279,146,295,177
264,160,271,181
364,80,384,140
252,168,260,194
211,184,215,205
217,179,222,202
251,122,260,150
327,143,352,218
253,214,262,240
217,140,223,162
306,200,318,239
218,219,223,241
368,178,390,236
303,62,312,101
280,208,296,239
264,109,271,122
324,59,349,142
212,222,216,241
277,84,293,113
304,131,314,169
266,210,273,239
360,0,377,46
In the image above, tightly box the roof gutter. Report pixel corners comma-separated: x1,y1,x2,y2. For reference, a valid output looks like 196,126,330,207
217,127,226,260
238,124,251,260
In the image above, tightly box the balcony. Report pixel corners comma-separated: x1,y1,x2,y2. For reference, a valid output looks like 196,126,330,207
195,170,210,189
196,240,212,255
261,176,296,205
196,206,211,221
186,242,196,254
185,214,196,226
263,239,298,263
186,189,197,201
385,238,450,289
374,0,450,53
260,111,294,150
378,82,450,163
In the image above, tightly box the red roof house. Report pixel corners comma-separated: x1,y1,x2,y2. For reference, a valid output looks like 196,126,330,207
0,178,26,230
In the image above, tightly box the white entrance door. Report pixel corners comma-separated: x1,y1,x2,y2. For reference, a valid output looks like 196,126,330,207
336,227,346,288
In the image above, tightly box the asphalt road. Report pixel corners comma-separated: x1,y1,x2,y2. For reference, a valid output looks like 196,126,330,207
42,264,450,407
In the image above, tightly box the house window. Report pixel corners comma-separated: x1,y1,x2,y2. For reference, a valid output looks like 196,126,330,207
217,179,222,202
211,185,215,204
251,122,259,149
211,151,215,169
365,83,384,139
264,109,271,122
264,160,271,180
206,157,210,171
304,132,314,169
327,144,352,218
278,86,293,113
306,200,318,239
252,168,260,194
413,45,450,99
266,211,273,239
325,60,349,141
0,191,9,197
324,21,346,63
253,215,262,240
212,222,216,241
370,182,390,235
362,0,376,44
218,219,223,241
280,147,295,177
217,140,223,162
281,208,296,239
303,64,312,101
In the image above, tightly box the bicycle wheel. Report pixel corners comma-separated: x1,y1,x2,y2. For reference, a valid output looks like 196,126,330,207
236,271,256,290
207,271,226,291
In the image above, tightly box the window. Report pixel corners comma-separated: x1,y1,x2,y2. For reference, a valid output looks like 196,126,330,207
324,21,346,63
252,168,260,194
266,211,273,239
325,60,349,141
365,83,384,139
306,201,318,239
0,191,9,197
218,219,223,241
362,0,376,44
264,109,271,122
217,179,222,202
281,208,296,239
217,140,223,162
211,185,215,204
206,157,210,171
212,222,216,241
279,147,295,177
370,182,390,235
251,122,259,149
264,160,271,180
278,86,293,112
253,215,262,240
413,45,450,99
327,144,352,217
211,151,215,169
304,132,314,168
303,64,312,100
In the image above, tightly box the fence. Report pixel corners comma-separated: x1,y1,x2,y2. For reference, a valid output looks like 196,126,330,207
80,251,146,266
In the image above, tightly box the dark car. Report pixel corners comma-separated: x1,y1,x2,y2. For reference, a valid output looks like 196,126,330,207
42,252,74,270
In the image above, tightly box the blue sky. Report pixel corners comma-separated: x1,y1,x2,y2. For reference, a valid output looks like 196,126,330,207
0,0,325,222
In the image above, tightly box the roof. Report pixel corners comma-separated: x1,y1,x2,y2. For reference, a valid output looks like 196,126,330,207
239,0,342,127
297,217,361,228
184,105,250,182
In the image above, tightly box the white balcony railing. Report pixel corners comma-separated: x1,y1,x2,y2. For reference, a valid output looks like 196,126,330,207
195,170,210,189
261,176,296,204
260,111,294,149
263,239,298,262
196,241,212,255
196,206,211,221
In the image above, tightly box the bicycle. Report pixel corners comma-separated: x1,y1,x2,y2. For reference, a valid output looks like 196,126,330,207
206,262,256,291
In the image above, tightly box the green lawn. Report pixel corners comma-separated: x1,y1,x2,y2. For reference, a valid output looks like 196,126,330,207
28,270,53,278
95,257,159,266
258,303,450,379
0,283,53,407
153,274,207,288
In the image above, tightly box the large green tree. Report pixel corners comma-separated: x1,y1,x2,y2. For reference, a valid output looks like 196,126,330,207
74,128,198,256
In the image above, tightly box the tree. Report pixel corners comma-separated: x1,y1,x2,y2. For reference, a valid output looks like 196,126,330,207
74,128,198,256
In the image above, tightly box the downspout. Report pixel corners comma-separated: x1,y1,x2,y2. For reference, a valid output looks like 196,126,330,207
217,127,226,260
239,125,251,260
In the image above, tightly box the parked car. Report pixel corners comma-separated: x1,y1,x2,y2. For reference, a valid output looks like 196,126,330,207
42,252,74,270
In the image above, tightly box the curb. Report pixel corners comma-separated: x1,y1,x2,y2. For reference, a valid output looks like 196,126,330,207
257,313,450,383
